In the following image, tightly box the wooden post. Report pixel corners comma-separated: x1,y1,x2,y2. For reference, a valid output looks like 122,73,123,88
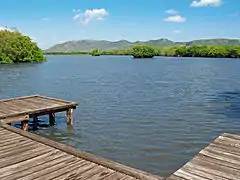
66,108,73,125
33,115,38,130
49,112,55,126
21,120,28,131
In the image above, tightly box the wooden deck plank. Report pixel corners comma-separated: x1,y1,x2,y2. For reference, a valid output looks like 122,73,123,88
0,123,162,180
53,162,98,180
0,141,38,158
167,175,186,180
8,155,76,180
174,169,208,180
0,123,161,180
169,133,240,180
0,150,62,178
87,168,115,180
0,95,38,103
182,162,229,180
0,95,78,119
0,114,29,124
74,166,109,180
0,146,52,169
33,159,87,180
99,172,130,180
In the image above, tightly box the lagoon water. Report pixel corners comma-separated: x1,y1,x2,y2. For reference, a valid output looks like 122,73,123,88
1,55,240,177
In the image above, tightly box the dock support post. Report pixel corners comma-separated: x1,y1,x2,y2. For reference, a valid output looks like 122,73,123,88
21,120,28,131
49,112,55,126
66,108,73,125
33,115,38,130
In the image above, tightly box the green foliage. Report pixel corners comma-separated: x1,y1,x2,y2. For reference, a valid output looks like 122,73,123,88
44,51,88,55
91,49,100,56
101,49,132,55
44,45,240,59
0,30,46,64
173,46,240,58
131,44,155,58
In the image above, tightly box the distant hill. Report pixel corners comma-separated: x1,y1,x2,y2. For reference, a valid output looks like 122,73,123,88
45,38,240,52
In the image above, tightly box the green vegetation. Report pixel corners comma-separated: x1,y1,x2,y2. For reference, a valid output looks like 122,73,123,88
91,49,100,56
99,45,240,58
101,49,132,56
0,30,46,64
159,46,240,58
45,44,240,59
44,51,88,55
131,44,155,58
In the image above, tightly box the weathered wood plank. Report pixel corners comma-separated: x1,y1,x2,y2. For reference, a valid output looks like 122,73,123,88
0,123,161,180
0,141,37,158
16,156,78,180
0,146,52,169
167,175,186,180
0,95,38,103
0,115,29,124
169,133,240,180
0,150,61,178
189,158,240,180
182,162,229,180
0,95,78,121
52,161,98,180
100,172,130,180
33,159,87,180
74,166,108,180
86,168,115,180
174,169,208,180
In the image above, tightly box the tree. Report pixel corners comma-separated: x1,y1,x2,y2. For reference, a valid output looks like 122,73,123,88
0,30,46,64
91,49,100,56
131,44,155,58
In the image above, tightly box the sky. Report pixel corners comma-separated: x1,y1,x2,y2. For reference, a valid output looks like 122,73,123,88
0,0,239,49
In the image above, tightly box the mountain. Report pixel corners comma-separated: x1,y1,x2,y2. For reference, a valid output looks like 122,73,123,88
46,38,240,52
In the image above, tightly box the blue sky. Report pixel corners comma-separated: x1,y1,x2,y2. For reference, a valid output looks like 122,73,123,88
0,0,239,49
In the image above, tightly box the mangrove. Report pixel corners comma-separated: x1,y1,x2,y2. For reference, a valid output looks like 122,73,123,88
0,30,46,64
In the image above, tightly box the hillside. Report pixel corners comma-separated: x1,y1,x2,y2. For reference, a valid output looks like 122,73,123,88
46,38,240,52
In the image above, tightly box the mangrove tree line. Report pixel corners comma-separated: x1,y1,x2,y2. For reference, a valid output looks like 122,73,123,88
0,30,46,64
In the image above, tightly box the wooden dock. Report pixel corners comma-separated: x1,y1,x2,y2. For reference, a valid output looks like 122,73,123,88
0,95,78,131
168,133,240,180
0,123,161,180
1,95,240,180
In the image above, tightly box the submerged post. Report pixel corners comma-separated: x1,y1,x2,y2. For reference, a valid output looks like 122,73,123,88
21,120,28,131
49,112,55,126
66,108,73,125
33,115,38,130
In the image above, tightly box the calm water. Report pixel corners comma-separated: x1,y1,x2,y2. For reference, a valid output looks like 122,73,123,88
1,55,240,177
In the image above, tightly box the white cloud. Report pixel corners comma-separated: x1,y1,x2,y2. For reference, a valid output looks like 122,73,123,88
73,8,109,25
166,9,179,15
173,30,181,34
73,14,81,20
164,15,186,22
191,0,222,7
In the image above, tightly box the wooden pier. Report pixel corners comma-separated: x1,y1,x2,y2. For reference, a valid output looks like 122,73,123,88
0,95,78,131
168,133,240,180
0,123,161,180
1,95,240,180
